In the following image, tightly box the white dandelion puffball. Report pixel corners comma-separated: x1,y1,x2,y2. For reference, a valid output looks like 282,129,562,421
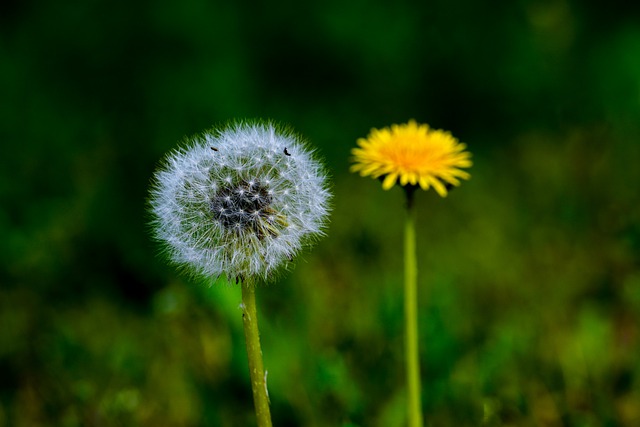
150,121,331,282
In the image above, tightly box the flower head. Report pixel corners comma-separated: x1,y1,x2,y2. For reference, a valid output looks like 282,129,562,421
351,120,472,196
149,121,331,282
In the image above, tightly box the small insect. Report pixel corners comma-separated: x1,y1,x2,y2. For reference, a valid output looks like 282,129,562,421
211,147,218,151
284,148,291,156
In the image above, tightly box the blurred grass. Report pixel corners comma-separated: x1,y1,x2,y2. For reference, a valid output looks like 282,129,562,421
2,0,640,425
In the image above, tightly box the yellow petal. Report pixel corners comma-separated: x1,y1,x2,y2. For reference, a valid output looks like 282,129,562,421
451,169,471,180
431,178,448,197
418,177,430,190
381,173,398,190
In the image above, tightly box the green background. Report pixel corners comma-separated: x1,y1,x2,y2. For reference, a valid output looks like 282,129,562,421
2,0,640,425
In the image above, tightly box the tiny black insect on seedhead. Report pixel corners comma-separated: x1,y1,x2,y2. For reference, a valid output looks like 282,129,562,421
284,148,291,156
211,147,218,151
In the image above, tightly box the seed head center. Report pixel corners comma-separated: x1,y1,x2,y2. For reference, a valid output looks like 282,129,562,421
210,180,277,238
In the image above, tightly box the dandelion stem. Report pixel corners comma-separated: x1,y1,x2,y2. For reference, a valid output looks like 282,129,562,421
404,187,423,427
241,284,273,427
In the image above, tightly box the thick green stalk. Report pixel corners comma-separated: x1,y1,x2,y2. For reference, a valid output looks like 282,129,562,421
241,284,273,427
404,188,423,427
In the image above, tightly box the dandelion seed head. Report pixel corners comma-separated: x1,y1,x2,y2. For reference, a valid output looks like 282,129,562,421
149,121,331,282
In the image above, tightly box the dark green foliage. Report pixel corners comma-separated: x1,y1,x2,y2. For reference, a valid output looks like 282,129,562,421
1,0,639,425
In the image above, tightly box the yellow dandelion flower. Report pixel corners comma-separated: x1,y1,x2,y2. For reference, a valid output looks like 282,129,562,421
351,120,472,197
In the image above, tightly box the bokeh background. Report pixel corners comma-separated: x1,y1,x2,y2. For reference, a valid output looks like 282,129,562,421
2,0,640,425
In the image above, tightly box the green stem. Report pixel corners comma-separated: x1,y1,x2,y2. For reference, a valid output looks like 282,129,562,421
241,284,273,427
404,188,423,427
